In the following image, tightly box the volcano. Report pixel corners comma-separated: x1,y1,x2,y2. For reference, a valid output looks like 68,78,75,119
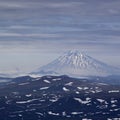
32,50,119,77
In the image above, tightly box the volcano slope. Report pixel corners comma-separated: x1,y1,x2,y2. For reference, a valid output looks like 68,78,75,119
33,50,120,77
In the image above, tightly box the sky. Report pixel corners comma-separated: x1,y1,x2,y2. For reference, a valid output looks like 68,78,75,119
0,0,120,74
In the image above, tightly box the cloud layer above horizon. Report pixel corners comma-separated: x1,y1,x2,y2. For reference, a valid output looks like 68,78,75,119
0,0,120,73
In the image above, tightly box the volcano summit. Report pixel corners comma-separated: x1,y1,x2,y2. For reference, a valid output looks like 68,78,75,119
33,50,119,77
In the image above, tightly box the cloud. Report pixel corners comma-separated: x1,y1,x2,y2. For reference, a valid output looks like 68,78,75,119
0,0,120,20
0,33,20,37
0,32,60,38
0,1,85,9
0,1,24,8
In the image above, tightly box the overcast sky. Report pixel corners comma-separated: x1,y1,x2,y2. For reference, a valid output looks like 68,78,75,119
0,0,120,73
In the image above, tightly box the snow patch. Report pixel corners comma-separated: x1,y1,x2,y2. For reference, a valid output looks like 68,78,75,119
108,90,120,93
48,111,60,116
74,98,91,104
63,87,70,92
65,82,73,86
43,79,51,84
25,94,32,97
97,99,105,103
40,87,49,90
18,82,29,85
52,78,61,81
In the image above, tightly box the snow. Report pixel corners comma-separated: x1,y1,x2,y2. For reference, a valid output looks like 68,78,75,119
83,87,89,90
29,74,41,78
25,94,32,97
111,100,117,103
98,83,108,86
76,91,80,94
74,98,91,104
71,112,82,115
62,112,66,116
25,108,36,112
95,89,102,93
16,98,38,104
18,82,29,85
18,114,22,117
111,104,117,107
86,97,91,101
43,79,51,84
40,87,49,90
97,99,105,103
36,112,44,116
90,90,96,93
52,78,61,81
65,82,73,86
48,111,60,116
5,96,7,99
12,92,19,95
11,111,23,114
63,87,70,92
110,108,120,112
31,78,41,81
16,100,28,104
108,90,119,93
49,98,58,102
108,118,120,120
77,87,83,90
33,89,37,92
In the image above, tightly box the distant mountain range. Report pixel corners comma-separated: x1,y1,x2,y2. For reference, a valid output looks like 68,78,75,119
32,50,120,77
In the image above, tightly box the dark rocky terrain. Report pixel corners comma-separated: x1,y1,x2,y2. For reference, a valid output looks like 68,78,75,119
0,75,120,120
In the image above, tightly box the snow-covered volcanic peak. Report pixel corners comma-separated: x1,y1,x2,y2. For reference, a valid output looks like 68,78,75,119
34,50,119,77
57,50,89,68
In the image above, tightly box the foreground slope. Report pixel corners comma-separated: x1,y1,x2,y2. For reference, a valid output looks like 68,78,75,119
0,75,120,120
